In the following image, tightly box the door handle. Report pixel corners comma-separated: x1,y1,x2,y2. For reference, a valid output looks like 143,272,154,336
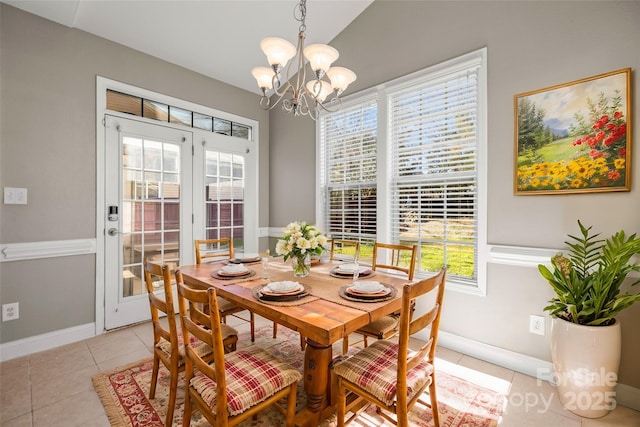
107,228,118,236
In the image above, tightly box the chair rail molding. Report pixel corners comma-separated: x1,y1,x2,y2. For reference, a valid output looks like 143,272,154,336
487,244,559,267
0,238,97,262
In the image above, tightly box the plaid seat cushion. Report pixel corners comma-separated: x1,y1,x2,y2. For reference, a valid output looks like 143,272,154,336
190,346,302,417
157,323,237,363
357,315,399,338
333,340,433,406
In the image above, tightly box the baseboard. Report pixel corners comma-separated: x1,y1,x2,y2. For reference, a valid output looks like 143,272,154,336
436,330,640,412
0,323,96,362
616,383,640,412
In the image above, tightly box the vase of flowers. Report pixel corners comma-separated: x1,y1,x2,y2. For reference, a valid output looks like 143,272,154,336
276,221,328,278
538,220,640,418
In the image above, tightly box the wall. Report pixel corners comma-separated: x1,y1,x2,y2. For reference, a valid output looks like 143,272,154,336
0,4,270,343
269,1,640,388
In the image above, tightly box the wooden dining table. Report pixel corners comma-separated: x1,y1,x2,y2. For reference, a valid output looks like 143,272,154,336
178,257,411,427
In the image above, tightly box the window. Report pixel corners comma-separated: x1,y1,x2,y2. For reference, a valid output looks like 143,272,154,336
319,99,378,255
106,89,252,140
318,49,487,293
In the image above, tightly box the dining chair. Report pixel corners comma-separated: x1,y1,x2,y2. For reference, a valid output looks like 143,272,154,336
175,272,302,427
333,268,447,427
342,242,418,354
144,261,238,427
330,239,360,262
195,238,258,342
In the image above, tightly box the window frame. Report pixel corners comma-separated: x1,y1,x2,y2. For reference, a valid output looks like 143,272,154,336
316,48,487,295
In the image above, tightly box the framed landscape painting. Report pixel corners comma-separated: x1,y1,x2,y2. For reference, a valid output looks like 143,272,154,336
514,68,631,195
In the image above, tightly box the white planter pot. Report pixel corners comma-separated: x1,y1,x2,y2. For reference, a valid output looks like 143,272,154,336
550,317,621,418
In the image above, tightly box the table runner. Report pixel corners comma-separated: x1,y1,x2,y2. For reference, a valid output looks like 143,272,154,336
197,259,411,312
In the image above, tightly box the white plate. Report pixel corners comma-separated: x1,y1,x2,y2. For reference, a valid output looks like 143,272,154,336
336,264,369,274
236,252,260,260
264,281,302,293
351,280,384,293
220,264,249,274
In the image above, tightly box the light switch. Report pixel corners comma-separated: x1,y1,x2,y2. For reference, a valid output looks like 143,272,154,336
3,187,27,205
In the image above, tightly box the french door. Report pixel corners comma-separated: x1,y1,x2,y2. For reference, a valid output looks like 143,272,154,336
104,115,193,329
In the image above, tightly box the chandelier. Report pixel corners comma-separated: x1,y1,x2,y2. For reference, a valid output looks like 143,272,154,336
251,0,357,120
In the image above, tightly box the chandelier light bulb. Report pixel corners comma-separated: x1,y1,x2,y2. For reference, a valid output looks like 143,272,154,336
303,44,339,75
251,67,275,90
326,67,357,93
260,37,296,69
306,80,333,103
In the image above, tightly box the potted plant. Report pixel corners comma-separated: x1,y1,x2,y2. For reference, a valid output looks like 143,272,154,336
538,220,640,418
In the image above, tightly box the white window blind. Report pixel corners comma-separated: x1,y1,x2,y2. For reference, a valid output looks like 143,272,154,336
317,48,486,291
319,99,378,242
389,64,480,283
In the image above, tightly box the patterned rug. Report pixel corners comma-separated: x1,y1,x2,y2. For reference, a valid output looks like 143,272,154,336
92,325,506,426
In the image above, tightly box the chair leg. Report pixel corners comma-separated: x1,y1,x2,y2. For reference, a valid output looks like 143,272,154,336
363,335,369,348
428,376,440,427
272,321,278,339
342,335,349,355
336,377,346,427
285,382,298,427
182,389,193,427
299,333,306,350
250,311,256,342
165,362,179,427
149,355,160,398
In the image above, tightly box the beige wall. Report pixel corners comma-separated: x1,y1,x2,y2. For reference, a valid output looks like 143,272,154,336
2,0,639,391
0,4,269,342
269,1,640,387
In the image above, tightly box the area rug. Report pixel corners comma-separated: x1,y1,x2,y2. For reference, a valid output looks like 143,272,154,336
93,325,506,426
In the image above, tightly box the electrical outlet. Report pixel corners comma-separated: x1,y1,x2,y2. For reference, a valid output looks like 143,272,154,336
529,314,545,335
2,302,19,321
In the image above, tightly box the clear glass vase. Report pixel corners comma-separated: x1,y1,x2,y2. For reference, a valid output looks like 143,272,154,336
292,253,311,277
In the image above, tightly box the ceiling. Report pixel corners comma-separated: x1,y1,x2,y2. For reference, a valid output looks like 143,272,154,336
3,0,373,94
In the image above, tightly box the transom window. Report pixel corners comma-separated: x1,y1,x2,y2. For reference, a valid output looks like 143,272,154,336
107,89,251,139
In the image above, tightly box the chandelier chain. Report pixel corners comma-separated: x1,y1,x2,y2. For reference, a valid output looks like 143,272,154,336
295,0,307,33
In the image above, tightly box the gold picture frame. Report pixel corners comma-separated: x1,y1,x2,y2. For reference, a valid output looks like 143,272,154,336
514,68,631,195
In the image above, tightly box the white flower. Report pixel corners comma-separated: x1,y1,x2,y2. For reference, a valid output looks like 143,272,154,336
275,221,328,261
275,239,288,256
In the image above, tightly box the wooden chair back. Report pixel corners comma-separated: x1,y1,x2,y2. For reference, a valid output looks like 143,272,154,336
143,261,180,426
144,261,179,360
334,268,447,427
330,239,360,262
395,268,447,415
195,237,234,264
175,271,299,426
371,242,418,280
175,272,231,418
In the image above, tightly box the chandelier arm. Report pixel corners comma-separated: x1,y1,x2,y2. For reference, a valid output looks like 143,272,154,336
315,95,343,115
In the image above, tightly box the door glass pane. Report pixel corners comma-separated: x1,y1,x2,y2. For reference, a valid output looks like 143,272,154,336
205,150,245,251
122,136,181,298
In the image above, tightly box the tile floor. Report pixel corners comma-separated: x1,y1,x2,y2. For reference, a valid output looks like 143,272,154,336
1,314,639,427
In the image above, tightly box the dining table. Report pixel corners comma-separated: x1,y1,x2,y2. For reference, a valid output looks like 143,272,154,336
177,256,412,427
